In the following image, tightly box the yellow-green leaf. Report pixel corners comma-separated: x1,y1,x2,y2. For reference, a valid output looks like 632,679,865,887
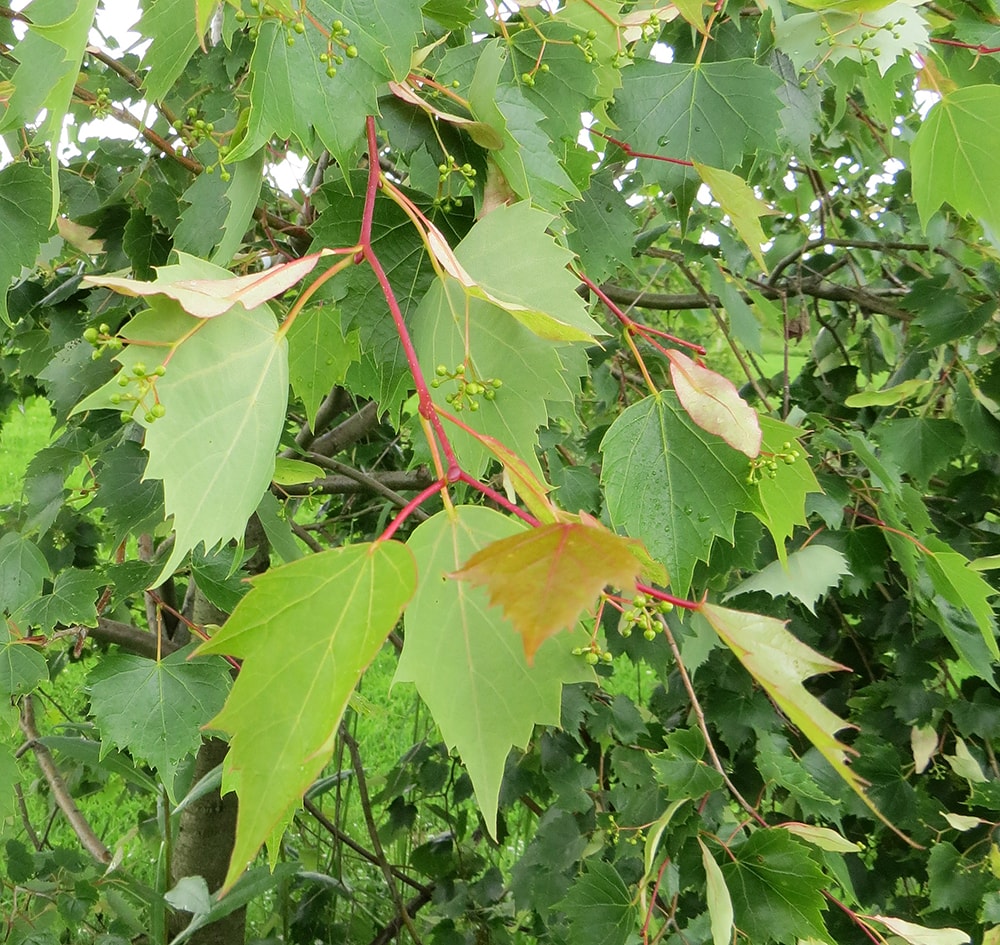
694,162,777,273
195,541,416,890
698,839,734,945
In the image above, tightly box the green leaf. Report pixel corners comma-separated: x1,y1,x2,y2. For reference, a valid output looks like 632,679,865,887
874,418,965,489
923,537,999,658
172,171,231,259
87,645,232,801
558,860,638,945
0,533,49,614
0,164,53,325
74,258,288,583
869,916,970,945
394,507,593,837
226,0,421,170
610,59,782,171
650,727,725,797
567,172,637,283
694,163,776,273
15,568,102,632
0,622,47,700
0,748,18,824
414,279,582,481
600,393,762,595
286,307,359,430
721,829,830,945
699,838,735,945
912,86,1000,236
196,541,416,889
755,416,823,566
90,439,165,548
845,379,930,407
446,202,603,343
725,545,852,614
0,0,100,216
211,148,266,266
139,0,202,101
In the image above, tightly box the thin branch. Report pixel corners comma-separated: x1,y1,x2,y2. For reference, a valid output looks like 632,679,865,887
304,456,434,517
19,696,112,864
368,888,436,945
87,617,182,659
304,400,382,458
658,617,768,828
342,730,425,945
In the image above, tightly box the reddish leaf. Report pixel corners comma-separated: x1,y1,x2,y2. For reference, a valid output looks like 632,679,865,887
668,350,761,457
453,518,644,661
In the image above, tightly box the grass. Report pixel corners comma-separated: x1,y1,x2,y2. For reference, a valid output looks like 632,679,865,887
0,396,53,505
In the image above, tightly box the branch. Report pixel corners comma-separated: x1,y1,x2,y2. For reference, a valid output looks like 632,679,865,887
19,695,112,864
87,617,182,659
369,888,435,945
281,467,436,497
305,400,382,458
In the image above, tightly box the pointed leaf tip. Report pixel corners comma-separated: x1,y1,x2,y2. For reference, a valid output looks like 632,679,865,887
453,519,645,661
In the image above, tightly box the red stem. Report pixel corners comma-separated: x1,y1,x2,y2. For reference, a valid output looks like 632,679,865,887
930,37,1000,54
635,581,699,611
641,856,672,944
456,470,541,527
590,129,695,168
361,116,460,479
379,480,447,542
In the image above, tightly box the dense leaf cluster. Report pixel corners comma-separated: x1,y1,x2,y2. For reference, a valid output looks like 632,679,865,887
1,1,999,944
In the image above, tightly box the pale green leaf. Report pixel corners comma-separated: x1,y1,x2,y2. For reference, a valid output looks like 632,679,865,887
271,458,325,487
694,163,776,273
944,737,988,784
414,279,582,481
725,545,851,614
449,202,603,343
0,533,49,614
699,839,735,945
87,646,232,801
0,164,53,325
941,812,984,832
870,916,970,945
394,507,593,837
911,724,937,774
74,257,288,584
600,393,762,596
781,822,861,853
211,149,266,266
139,0,202,101
700,602,904,836
197,541,416,889
912,86,1000,236
845,379,930,407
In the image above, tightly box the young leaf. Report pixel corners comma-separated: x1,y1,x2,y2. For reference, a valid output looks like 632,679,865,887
698,838,735,945
667,349,762,457
0,164,52,325
196,541,417,890
781,822,861,853
601,393,762,595
869,916,971,945
693,163,777,273
699,602,907,837
394,507,593,837
923,537,999,658
84,251,335,319
724,544,851,614
452,516,646,661
73,286,288,585
87,646,232,801
912,86,1000,237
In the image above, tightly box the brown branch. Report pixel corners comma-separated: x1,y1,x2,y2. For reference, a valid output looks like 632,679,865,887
19,695,112,864
368,888,435,945
280,467,436,497
87,617,182,659
307,400,382,458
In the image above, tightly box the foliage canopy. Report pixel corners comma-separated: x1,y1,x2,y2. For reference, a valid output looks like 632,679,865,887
1,0,1000,943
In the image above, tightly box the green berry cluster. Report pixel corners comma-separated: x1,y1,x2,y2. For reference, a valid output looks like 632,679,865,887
640,11,662,42
182,106,233,179
746,441,801,484
812,15,909,63
618,593,673,641
571,642,614,665
519,62,549,88
319,19,356,78
83,324,123,359
109,361,168,425
432,154,476,212
90,86,112,119
571,29,599,64
430,363,502,412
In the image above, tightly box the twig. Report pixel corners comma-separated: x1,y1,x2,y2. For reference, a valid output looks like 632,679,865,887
19,696,112,864
341,730,425,945
280,468,436,497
